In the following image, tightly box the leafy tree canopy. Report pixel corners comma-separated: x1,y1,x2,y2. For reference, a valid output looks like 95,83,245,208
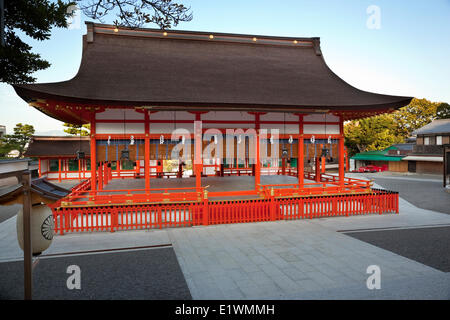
79,0,192,29
391,98,440,138
0,123,35,158
436,102,450,119
0,0,75,83
63,123,90,136
0,0,193,84
344,98,440,156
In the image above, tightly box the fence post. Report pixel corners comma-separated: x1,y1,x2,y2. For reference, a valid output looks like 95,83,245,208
270,187,277,221
110,207,117,232
203,190,209,226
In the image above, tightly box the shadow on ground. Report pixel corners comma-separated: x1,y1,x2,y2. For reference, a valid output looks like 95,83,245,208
0,247,191,300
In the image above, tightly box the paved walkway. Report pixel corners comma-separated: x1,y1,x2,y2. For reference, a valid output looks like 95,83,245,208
1,178,449,299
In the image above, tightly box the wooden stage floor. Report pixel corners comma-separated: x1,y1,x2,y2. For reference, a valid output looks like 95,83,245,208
100,175,322,201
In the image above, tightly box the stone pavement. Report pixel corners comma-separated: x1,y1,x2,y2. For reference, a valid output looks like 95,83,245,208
1,179,449,299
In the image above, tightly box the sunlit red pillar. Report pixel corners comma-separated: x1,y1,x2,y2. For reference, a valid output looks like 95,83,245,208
194,119,203,192
297,114,304,187
339,115,345,187
145,111,150,192
90,113,97,191
58,158,61,182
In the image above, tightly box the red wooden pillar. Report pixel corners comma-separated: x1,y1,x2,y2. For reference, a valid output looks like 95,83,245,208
136,159,140,178
98,161,103,191
315,157,321,182
297,114,304,188
339,115,345,187
144,111,150,192
38,158,41,177
255,132,261,191
281,157,286,175
254,113,261,191
90,113,97,191
104,162,108,185
58,158,61,182
321,156,326,173
78,158,81,180
194,118,203,192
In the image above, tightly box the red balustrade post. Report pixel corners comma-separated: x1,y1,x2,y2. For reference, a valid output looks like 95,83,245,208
202,190,209,226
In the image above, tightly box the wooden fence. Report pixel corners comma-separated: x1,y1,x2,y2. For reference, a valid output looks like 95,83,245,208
52,188,398,234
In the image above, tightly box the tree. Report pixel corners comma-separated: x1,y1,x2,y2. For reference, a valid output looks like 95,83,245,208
79,0,193,29
63,123,90,136
1,0,193,84
391,98,438,138
0,123,35,158
436,102,450,119
0,0,75,83
344,114,403,156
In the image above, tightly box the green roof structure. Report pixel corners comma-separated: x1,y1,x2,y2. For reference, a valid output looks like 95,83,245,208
351,147,404,162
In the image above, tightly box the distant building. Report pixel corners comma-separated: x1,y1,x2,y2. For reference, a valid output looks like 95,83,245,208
402,119,450,174
0,125,6,138
351,143,414,172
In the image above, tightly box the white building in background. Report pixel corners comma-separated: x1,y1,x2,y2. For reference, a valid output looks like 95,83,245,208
0,125,6,139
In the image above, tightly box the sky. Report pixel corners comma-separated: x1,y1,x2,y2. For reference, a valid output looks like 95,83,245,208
1,0,449,134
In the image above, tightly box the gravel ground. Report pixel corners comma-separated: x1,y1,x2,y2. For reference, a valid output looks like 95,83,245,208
0,247,191,300
344,226,450,272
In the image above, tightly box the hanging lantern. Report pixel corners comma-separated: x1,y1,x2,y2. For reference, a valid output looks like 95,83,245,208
76,150,85,160
328,135,332,144
310,135,315,143
270,136,274,144
130,135,135,145
160,135,164,144
121,149,130,160
181,135,185,145
214,135,218,145
288,135,293,144
237,135,242,144
107,136,111,146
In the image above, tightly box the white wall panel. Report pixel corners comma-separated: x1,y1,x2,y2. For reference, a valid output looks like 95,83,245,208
260,124,299,134
303,114,339,122
150,111,194,120
202,123,255,129
150,123,194,134
260,112,298,121
96,123,145,134
96,108,144,120
303,124,340,134
202,111,255,121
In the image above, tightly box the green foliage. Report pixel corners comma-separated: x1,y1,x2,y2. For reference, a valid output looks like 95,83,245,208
0,0,75,83
1,0,193,84
436,102,450,119
63,123,90,136
0,123,35,158
391,98,439,138
344,98,440,157
79,0,193,29
344,114,403,156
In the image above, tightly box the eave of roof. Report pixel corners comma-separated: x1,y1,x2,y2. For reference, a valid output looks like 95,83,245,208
12,22,413,124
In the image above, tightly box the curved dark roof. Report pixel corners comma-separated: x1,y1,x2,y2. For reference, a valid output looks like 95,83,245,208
25,136,91,157
13,22,412,121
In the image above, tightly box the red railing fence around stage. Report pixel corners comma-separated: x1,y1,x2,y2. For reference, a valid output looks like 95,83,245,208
51,188,398,235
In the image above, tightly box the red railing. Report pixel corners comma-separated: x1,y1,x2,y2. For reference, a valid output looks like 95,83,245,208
59,186,204,206
52,188,399,234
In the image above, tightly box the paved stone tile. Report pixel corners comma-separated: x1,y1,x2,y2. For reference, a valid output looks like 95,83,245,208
277,251,301,262
280,266,309,281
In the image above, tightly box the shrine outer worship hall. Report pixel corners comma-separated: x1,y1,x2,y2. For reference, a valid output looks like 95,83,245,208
12,22,412,234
